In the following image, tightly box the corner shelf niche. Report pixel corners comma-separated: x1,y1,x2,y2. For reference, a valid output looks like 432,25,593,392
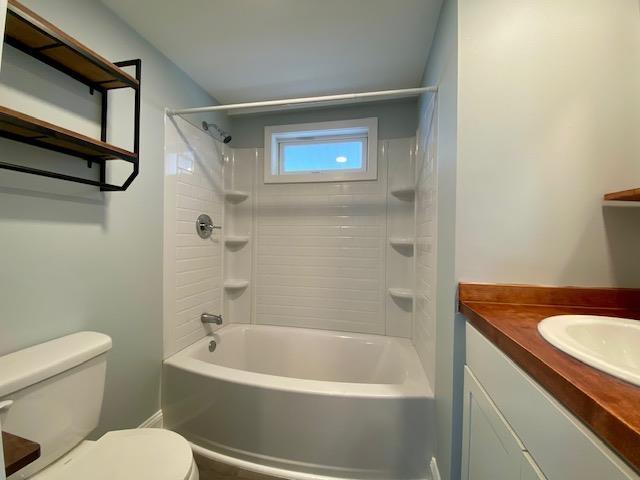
224,235,250,246
224,190,250,202
0,0,141,191
224,279,249,290
388,288,414,301
389,237,415,249
390,186,416,200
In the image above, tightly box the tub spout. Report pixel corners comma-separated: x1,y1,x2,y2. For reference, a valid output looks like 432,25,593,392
201,313,223,325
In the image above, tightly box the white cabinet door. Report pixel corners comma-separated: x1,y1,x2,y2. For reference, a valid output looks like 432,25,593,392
0,0,6,71
462,367,524,480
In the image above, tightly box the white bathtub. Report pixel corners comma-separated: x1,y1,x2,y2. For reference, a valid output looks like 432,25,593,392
162,324,433,480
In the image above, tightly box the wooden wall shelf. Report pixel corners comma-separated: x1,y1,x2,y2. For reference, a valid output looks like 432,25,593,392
0,0,142,191
3,431,40,477
5,0,138,91
0,106,137,162
603,188,640,202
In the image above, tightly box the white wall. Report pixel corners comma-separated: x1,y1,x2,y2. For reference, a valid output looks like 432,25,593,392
163,116,226,358
458,0,640,287
0,0,225,435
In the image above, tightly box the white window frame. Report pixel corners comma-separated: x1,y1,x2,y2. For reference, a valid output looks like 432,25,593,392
264,117,378,184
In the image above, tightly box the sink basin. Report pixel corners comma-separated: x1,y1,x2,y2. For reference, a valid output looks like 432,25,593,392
538,315,640,387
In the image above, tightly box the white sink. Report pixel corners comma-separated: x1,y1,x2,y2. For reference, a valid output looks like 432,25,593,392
538,315,640,387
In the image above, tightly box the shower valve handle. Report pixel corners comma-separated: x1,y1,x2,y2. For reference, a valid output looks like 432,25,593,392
196,213,221,239
199,221,222,231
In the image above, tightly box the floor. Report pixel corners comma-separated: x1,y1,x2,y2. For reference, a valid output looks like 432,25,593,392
194,454,286,480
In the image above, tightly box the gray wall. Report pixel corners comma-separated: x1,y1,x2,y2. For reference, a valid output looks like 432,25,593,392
425,2,640,480
230,98,418,148
0,0,225,435
457,0,640,287
419,1,461,479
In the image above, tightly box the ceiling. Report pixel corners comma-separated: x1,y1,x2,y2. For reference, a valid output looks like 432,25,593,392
101,0,443,105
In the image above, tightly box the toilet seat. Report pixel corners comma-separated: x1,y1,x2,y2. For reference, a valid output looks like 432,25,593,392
31,429,197,480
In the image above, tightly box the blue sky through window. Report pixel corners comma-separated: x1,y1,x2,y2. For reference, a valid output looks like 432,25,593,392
282,140,364,173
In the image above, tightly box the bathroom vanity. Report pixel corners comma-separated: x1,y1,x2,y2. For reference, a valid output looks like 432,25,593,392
459,283,640,480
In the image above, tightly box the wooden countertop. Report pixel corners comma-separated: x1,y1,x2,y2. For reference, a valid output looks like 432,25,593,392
3,431,40,477
459,283,640,473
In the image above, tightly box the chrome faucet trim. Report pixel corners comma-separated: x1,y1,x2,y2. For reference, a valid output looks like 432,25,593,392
201,313,223,325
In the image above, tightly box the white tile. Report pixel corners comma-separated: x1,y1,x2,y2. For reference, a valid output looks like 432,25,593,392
164,116,224,358
412,99,437,385
250,142,392,335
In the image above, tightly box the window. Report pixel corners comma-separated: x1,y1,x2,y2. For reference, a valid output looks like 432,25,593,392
264,118,378,183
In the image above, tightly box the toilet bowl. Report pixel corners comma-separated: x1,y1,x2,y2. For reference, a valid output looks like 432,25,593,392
0,332,198,480
30,429,198,480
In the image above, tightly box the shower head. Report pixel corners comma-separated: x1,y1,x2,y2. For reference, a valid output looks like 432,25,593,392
202,121,232,144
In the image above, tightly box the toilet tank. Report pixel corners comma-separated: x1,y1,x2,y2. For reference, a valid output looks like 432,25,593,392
0,332,112,478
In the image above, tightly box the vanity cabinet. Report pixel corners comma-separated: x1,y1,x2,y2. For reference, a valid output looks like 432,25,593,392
463,323,639,480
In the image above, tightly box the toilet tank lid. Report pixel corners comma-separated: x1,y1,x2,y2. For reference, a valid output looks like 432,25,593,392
0,332,112,397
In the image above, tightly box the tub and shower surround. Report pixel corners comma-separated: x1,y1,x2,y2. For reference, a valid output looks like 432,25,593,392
162,119,436,479
162,324,433,480
163,119,421,342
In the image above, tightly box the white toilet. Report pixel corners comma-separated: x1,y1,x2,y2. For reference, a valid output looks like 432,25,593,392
0,332,198,480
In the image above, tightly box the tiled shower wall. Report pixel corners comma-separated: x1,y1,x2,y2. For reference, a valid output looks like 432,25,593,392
163,127,420,349
413,96,438,385
229,139,416,337
163,116,225,358
252,145,388,335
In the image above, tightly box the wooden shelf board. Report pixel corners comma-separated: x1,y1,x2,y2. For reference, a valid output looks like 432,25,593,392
0,106,137,162
3,431,40,477
603,188,640,202
5,0,138,91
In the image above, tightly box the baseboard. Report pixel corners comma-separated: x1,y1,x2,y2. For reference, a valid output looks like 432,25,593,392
430,457,441,480
138,410,163,429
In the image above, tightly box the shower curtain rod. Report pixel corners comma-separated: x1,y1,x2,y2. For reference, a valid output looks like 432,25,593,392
167,86,437,116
